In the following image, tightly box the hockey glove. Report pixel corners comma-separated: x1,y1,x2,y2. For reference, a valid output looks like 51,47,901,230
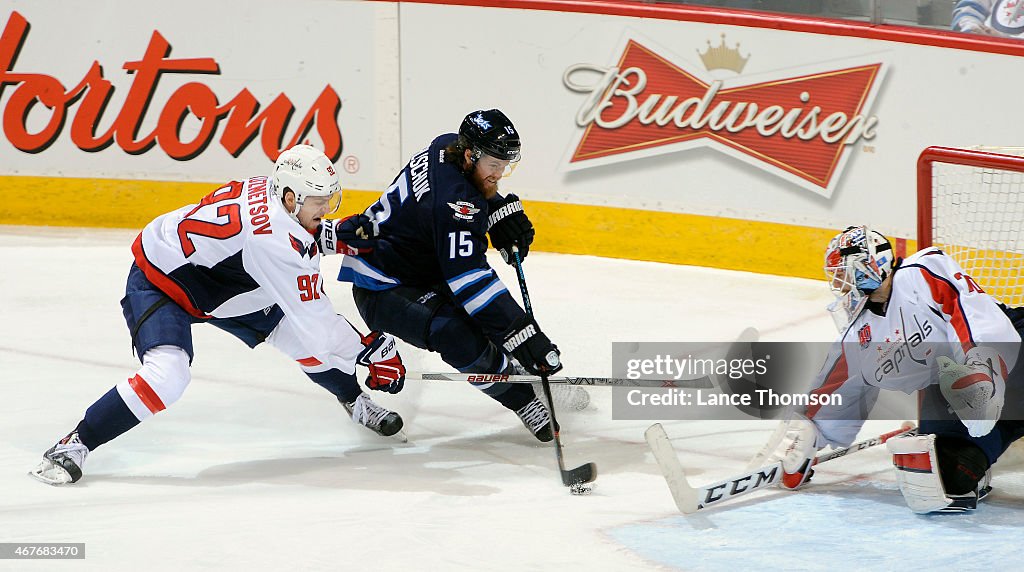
937,347,1007,437
501,315,562,376
487,194,535,265
356,331,406,394
336,214,379,251
317,217,373,256
768,416,822,490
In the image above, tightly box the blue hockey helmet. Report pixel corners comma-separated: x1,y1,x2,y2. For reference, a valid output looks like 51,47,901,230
459,109,521,163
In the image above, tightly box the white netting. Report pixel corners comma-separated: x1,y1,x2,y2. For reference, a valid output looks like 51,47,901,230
929,147,1024,306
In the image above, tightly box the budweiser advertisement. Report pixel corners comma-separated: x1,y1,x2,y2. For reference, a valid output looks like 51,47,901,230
561,35,889,197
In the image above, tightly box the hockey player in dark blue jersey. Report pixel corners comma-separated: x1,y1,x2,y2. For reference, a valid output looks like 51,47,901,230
335,109,563,442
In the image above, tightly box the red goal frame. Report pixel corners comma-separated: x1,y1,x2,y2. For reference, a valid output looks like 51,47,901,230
917,146,1024,248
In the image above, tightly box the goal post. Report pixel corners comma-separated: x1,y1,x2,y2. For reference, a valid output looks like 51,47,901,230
917,146,1024,307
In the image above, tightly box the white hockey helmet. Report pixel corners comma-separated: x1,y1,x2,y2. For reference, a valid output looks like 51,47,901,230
270,144,342,220
824,225,894,297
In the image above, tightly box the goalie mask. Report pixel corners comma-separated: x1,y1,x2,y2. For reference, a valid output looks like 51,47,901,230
824,226,893,329
270,144,342,222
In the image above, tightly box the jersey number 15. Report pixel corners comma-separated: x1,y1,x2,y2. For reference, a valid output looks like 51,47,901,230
448,231,474,259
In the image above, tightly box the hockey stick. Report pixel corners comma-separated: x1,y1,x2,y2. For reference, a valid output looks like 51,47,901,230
405,372,715,388
511,249,597,490
744,416,791,471
645,423,916,513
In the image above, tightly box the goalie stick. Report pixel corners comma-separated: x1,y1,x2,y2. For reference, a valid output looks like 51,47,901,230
404,372,715,388
512,249,597,490
645,423,917,513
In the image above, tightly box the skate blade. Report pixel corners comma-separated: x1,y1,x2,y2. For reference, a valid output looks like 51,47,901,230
390,429,409,444
27,461,73,486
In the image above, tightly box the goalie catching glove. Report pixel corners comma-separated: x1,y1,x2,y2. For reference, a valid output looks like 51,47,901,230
487,194,535,265
502,315,562,376
937,346,1007,438
767,415,824,490
357,331,406,394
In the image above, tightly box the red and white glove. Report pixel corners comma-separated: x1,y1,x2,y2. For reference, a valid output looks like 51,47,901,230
937,346,1007,437
356,331,406,394
768,416,822,490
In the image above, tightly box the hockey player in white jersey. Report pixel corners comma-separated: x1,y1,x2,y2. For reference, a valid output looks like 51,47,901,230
30,145,407,486
770,226,1024,513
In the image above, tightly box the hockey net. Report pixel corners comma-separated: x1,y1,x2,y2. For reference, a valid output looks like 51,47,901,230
918,146,1024,307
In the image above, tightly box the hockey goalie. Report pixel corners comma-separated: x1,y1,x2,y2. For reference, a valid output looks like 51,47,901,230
770,226,1024,514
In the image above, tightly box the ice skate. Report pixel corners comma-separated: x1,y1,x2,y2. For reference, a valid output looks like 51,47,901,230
341,393,406,441
515,397,558,442
29,430,89,486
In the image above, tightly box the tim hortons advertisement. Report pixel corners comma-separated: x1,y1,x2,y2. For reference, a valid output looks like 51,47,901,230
561,35,888,198
0,12,341,163
0,3,393,184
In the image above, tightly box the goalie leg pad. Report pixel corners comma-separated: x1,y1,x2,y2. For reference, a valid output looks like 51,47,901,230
887,434,955,514
887,434,992,513
935,435,991,495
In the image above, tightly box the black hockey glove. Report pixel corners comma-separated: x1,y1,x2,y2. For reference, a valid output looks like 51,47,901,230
487,194,535,265
501,315,562,376
336,214,378,251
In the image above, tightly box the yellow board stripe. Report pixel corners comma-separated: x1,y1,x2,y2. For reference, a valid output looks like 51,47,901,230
0,175,911,281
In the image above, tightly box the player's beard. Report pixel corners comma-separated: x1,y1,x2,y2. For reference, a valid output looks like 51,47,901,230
469,165,500,198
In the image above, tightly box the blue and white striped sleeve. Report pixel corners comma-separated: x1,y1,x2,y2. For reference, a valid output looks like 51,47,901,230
952,0,992,32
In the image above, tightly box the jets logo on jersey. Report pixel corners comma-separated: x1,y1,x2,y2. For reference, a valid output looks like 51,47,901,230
448,201,481,221
289,234,319,259
992,0,1024,34
858,324,872,348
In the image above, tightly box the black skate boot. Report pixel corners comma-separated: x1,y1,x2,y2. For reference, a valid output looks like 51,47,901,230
340,393,404,437
515,397,559,443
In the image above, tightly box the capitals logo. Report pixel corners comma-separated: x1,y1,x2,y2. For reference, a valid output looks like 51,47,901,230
289,234,319,258
448,200,481,221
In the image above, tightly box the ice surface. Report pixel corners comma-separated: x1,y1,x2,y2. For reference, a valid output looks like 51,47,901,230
1,226,1021,571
